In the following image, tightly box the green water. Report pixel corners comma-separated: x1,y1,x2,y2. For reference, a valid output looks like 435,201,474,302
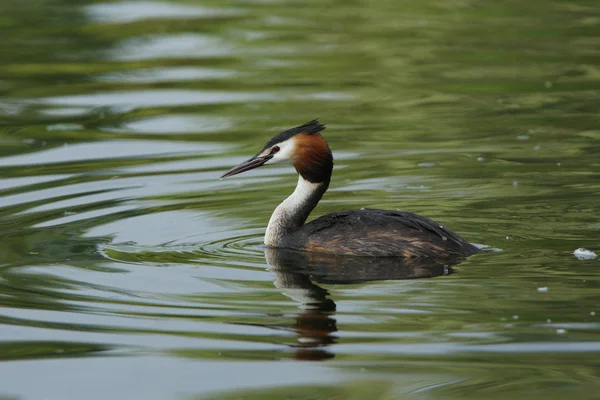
1,0,600,399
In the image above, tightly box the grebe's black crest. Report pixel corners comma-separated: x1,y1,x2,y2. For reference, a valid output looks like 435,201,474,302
260,119,326,153
220,120,480,259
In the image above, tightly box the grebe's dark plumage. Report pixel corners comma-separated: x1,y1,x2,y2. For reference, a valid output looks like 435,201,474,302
285,209,477,258
221,120,479,259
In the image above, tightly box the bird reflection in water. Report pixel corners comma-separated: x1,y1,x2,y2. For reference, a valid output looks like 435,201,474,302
265,248,466,361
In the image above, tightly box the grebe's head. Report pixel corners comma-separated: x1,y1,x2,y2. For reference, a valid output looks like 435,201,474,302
220,119,333,183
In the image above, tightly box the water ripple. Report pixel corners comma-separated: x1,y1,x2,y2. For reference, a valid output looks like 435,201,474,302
98,227,265,266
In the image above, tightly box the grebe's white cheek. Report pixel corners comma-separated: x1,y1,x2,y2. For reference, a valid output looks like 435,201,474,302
267,153,291,165
265,138,295,165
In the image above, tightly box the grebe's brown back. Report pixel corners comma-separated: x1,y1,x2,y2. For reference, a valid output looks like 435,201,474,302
221,120,479,258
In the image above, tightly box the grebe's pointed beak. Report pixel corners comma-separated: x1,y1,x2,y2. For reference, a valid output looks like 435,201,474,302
220,153,274,179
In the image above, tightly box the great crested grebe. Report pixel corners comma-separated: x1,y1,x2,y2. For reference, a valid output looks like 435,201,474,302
221,120,480,258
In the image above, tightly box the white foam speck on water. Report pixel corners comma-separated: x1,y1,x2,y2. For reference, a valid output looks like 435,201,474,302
537,287,549,292
573,248,597,260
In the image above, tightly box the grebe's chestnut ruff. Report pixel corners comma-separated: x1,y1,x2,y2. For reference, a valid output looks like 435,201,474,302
221,120,479,258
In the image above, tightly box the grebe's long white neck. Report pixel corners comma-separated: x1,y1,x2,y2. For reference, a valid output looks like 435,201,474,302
265,175,329,247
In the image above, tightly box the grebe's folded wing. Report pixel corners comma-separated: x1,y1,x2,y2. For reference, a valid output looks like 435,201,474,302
293,208,478,257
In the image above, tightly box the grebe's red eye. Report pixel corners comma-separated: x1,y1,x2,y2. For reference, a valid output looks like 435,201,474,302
272,146,280,153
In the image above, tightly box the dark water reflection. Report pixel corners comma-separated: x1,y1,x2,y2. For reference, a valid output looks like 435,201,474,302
267,247,456,285
266,248,460,361
1,0,600,399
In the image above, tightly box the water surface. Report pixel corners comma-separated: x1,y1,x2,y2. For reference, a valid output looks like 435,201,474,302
1,0,600,399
